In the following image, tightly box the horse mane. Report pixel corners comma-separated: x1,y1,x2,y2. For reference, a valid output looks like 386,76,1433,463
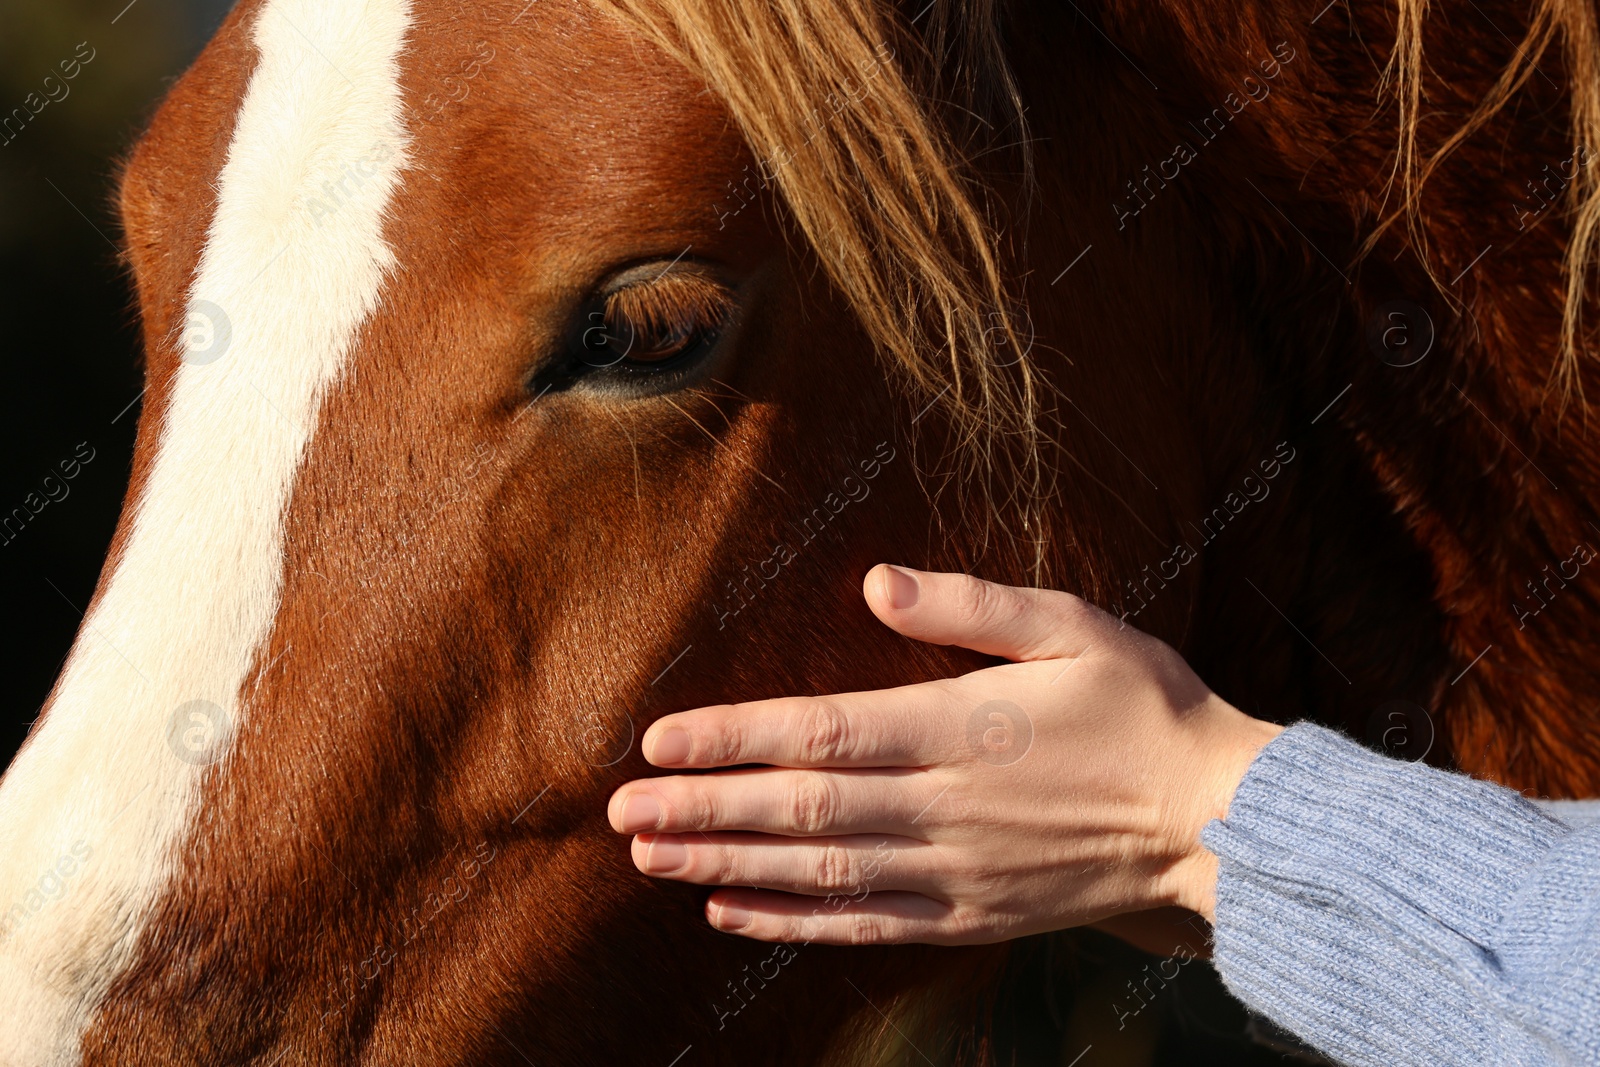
593,0,1600,563
1295,0,1600,795
592,0,1055,579
1383,0,1600,403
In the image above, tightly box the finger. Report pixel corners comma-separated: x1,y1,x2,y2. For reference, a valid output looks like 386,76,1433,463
643,687,960,769
630,832,937,897
862,565,1112,662
704,889,968,946
608,768,939,837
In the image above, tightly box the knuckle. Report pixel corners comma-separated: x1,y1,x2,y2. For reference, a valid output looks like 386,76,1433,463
943,906,990,943
678,782,716,830
963,860,1006,898
845,913,888,946
952,574,994,626
699,845,737,885
813,845,859,893
789,774,840,835
953,574,1016,631
700,708,743,764
1051,589,1100,631
1050,588,1087,618
796,700,852,765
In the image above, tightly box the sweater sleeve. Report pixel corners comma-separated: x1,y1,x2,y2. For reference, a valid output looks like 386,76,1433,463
1199,722,1600,1067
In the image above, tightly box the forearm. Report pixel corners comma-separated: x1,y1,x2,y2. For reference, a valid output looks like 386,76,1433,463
1202,723,1600,1067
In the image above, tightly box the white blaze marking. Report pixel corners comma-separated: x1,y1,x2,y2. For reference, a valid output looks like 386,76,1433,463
0,0,411,1060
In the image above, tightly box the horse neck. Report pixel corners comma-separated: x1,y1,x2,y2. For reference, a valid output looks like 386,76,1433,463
1010,0,1600,795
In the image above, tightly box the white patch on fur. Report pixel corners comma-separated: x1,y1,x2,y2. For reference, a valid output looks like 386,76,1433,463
0,0,411,1060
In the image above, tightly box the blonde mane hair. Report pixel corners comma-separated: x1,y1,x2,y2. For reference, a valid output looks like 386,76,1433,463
592,0,1052,577
1377,0,1600,403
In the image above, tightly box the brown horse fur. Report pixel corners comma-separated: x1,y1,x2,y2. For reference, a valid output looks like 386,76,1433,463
32,0,1600,1061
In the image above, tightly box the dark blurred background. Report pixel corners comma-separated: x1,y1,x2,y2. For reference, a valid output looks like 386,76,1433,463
0,0,234,769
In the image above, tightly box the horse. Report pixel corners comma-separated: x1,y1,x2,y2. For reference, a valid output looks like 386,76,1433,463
2,0,1598,1062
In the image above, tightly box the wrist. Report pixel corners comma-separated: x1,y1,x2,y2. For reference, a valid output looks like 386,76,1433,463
1163,700,1283,921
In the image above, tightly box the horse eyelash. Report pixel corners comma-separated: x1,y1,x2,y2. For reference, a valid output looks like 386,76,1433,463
603,272,736,343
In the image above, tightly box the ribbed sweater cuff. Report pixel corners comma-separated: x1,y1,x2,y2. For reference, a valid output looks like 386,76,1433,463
1200,722,1567,1066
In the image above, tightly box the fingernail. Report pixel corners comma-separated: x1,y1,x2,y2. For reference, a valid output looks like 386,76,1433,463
715,902,752,931
882,565,920,609
649,728,692,766
644,837,688,873
618,793,661,833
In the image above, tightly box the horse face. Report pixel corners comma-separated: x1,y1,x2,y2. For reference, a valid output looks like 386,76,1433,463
0,1,980,1062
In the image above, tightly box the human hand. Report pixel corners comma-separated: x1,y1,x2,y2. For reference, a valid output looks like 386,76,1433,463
608,566,1282,946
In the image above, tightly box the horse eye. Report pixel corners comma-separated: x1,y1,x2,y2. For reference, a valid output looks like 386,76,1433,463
580,298,696,367
563,268,736,388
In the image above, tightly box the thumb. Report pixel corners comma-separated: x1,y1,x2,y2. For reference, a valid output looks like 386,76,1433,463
862,565,1110,662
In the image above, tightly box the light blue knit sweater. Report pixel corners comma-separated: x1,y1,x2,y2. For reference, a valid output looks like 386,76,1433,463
1201,723,1600,1066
